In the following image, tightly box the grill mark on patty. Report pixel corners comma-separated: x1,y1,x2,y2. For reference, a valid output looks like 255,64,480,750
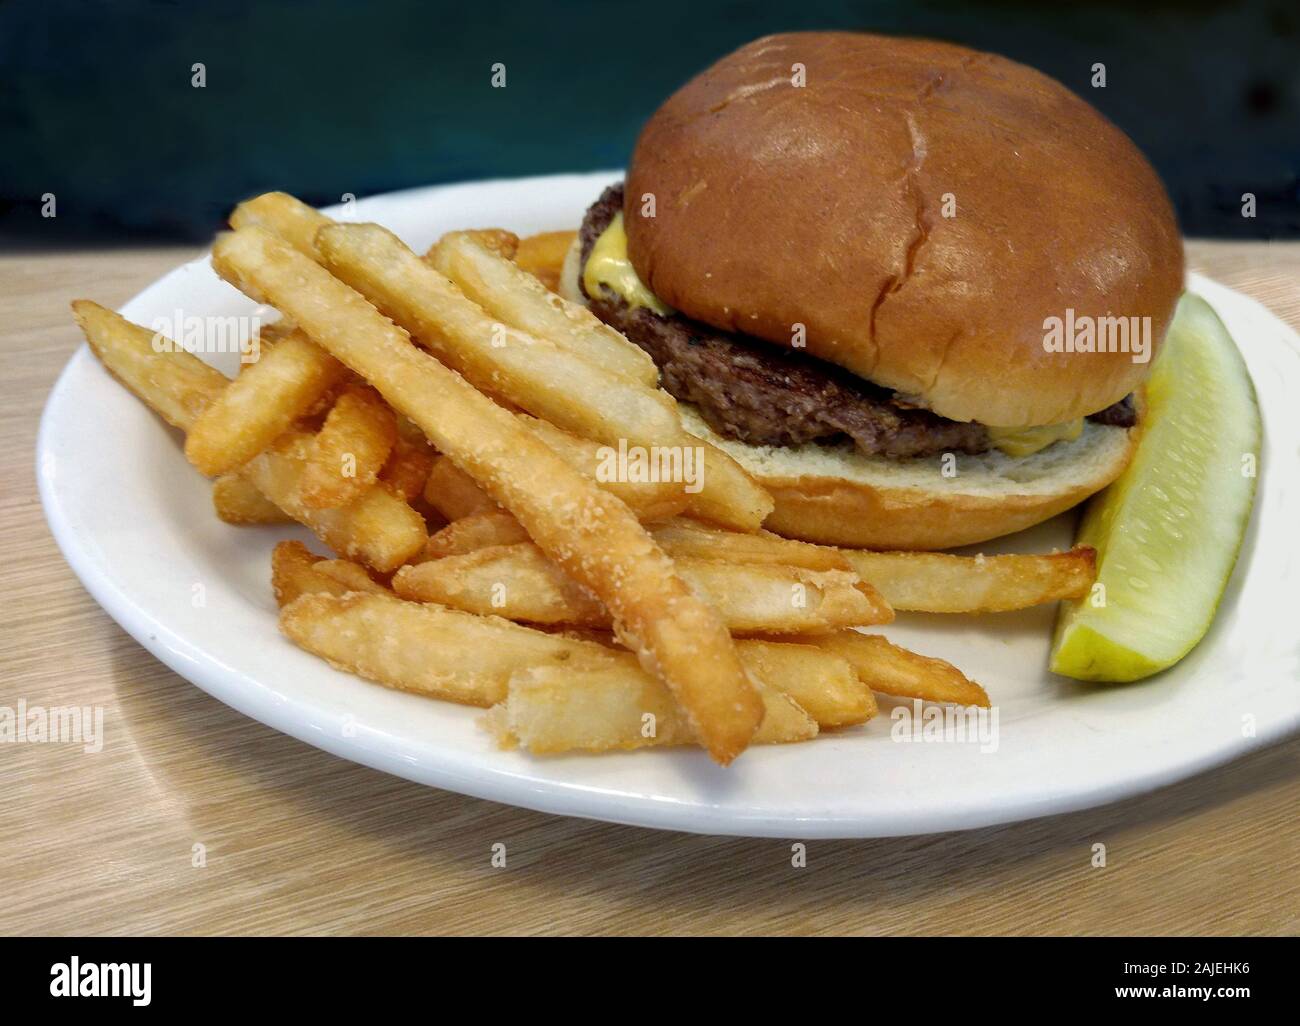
578,183,1136,458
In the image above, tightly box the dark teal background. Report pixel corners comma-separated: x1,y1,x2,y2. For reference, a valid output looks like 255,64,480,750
2,0,1297,241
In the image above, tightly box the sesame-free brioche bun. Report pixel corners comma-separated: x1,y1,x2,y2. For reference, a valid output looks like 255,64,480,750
679,406,1140,550
624,31,1184,428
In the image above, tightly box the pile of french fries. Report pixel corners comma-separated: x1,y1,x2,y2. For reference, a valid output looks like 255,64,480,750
72,191,1097,765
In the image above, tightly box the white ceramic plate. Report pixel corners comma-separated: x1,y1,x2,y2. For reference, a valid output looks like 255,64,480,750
38,171,1300,837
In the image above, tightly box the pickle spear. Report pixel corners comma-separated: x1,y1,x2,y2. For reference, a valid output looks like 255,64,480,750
1050,294,1261,682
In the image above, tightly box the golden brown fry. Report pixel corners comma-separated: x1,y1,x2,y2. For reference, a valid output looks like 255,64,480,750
684,560,891,634
298,385,398,509
431,229,659,386
513,229,577,292
651,518,851,571
490,661,815,754
332,224,677,436
425,504,1092,616
73,300,423,572
280,569,867,737
72,300,226,432
317,222,771,533
213,473,293,525
423,510,530,559
279,590,618,707
517,414,687,520
239,318,298,366
184,331,347,476
395,543,605,623
392,542,891,634
459,228,519,260
419,417,690,523
416,505,1093,615
271,542,391,607
685,442,775,531
272,541,357,606
281,592,844,749
241,433,426,572
842,547,1097,613
312,558,388,595
230,191,331,260
422,455,500,520
735,639,876,727
804,632,991,708
421,509,838,566
213,225,762,763
379,434,436,503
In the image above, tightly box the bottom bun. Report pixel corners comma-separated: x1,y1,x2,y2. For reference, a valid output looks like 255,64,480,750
680,407,1138,550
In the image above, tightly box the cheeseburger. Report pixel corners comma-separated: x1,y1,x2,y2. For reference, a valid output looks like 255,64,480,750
561,32,1184,549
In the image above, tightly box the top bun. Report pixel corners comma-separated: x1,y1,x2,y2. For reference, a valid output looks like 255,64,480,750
624,32,1184,427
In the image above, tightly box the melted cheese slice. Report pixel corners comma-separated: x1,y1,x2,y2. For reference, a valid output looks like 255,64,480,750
582,213,674,315
986,419,1084,457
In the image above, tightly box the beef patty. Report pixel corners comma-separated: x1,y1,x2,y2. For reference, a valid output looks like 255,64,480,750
578,184,1136,459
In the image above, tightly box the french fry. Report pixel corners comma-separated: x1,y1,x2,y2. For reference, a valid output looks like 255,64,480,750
686,441,774,531
213,473,293,525
424,510,530,558
330,224,678,439
213,225,763,763
394,543,605,623
419,503,1095,615
650,518,851,571
240,317,298,364
298,385,397,509
392,542,892,634
421,419,688,523
241,433,426,572
280,591,853,746
230,191,331,260
696,557,891,634
422,455,500,520
72,301,226,432
422,509,844,567
74,302,421,569
270,542,393,606
379,435,436,503
842,547,1097,613
312,558,388,595
184,330,347,476
805,632,991,708
430,229,659,387
490,662,815,754
317,222,771,532
279,590,621,707
513,229,577,293
735,639,876,727
456,228,519,260
272,540,357,605
517,414,687,520
280,548,866,733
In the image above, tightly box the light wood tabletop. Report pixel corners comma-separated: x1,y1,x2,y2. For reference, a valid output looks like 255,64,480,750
2,238,1297,937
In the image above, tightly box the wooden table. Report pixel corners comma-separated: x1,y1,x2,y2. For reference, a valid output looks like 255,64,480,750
2,239,1297,936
